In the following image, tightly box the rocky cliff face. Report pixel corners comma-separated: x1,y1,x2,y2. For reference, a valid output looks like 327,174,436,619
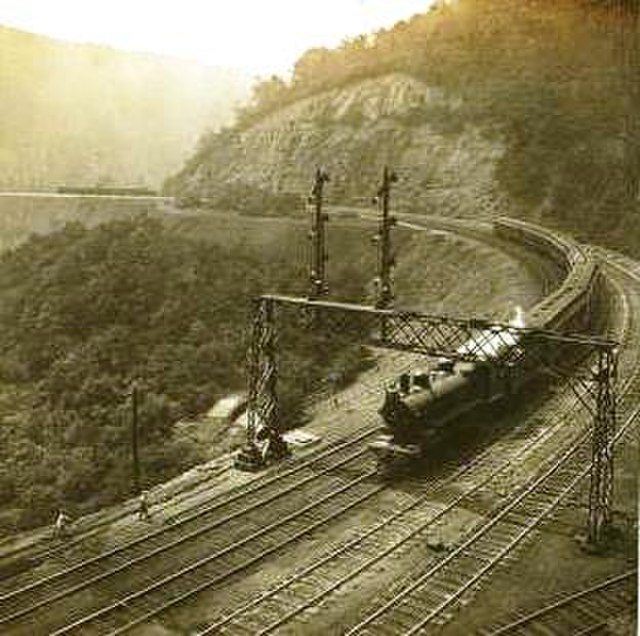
170,74,507,218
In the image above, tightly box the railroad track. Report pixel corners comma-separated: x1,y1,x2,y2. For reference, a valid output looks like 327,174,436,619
0,423,382,631
101,264,631,634
202,403,636,634
339,249,640,635
1,218,622,635
483,569,636,635
469,250,637,636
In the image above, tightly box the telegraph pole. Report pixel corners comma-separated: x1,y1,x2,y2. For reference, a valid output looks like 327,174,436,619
373,166,397,309
131,382,141,494
308,168,330,300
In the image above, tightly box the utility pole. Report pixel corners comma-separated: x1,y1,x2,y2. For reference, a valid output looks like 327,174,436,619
131,382,141,495
373,166,398,309
308,168,330,300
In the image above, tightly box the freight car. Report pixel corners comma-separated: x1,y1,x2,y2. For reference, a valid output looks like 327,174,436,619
370,218,600,474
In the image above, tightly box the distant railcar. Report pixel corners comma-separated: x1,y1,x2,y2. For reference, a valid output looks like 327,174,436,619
57,185,157,196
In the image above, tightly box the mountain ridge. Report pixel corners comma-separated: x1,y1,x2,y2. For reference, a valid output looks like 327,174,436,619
0,24,252,189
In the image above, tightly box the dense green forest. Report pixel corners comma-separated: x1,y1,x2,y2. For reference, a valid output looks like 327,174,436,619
0,216,372,531
172,0,639,251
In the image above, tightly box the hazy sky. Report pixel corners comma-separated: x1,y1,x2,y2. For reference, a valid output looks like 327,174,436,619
0,1,436,75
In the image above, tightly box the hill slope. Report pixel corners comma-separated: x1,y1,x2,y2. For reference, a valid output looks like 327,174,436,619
0,215,377,529
166,0,639,252
0,26,251,189
167,73,506,217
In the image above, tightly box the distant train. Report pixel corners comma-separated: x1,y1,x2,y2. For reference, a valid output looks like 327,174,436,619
57,185,157,197
369,218,602,474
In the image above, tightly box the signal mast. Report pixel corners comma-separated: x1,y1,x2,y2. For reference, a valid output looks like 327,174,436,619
308,168,330,300
373,166,398,309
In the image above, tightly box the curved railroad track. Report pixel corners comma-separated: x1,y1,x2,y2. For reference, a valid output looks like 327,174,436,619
473,250,640,636
2,216,634,636
186,232,637,636
338,246,640,636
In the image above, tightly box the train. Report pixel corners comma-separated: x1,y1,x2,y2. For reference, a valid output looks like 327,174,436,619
56,185,157,197
369,217,602,474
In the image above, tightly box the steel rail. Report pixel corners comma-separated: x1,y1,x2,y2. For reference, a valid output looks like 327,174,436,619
53,472,384,635
107,385,548,634
485,569,636,635
0,441,376,626
345,388,640,636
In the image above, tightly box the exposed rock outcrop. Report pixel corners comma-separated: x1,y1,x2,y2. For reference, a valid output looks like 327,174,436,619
170,74,507,218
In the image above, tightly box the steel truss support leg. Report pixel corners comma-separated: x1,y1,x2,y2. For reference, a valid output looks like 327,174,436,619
235,298,288,471
587,348,617,546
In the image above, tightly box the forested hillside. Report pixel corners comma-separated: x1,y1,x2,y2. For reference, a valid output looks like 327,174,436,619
0,217,372,531
167,0,639,252
0,26,251,189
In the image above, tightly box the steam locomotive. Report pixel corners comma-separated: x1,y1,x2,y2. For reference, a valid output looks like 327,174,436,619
369,218,601,475
369,313,526,473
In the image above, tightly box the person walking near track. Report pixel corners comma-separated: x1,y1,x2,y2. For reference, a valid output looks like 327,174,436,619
137,490,151,521
53,509,71,539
